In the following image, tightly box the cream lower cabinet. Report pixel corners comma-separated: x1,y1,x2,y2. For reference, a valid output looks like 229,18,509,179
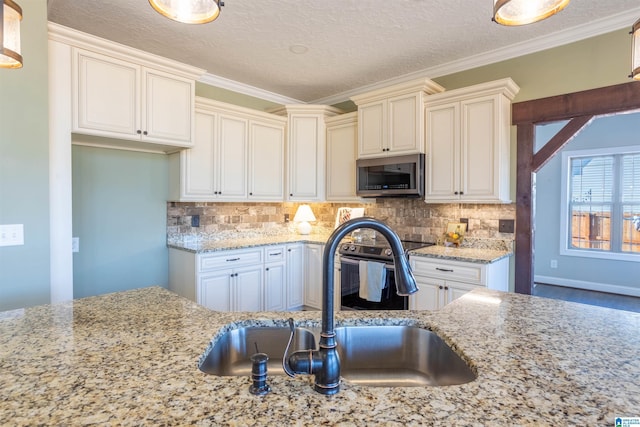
408,256,509,310
72,47,197,150
264,246,287,311
304,243,324,309
286,244,305,310
170,98,285,202
199,265,263,312
425,78,519,203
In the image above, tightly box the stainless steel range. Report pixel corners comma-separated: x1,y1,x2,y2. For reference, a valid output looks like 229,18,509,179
338,238,433,310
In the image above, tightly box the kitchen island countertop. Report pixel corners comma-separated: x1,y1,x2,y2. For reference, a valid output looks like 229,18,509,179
1,286,638,426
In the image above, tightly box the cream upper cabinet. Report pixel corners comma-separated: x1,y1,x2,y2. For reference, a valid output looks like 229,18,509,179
351,78,444,159
248,120,285,201
271,105,342,202
326,112,359,202
425,78,519,203
72,47,197,151
170,98,286,202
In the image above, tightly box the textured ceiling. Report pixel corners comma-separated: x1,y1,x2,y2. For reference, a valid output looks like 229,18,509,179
47,0,640,103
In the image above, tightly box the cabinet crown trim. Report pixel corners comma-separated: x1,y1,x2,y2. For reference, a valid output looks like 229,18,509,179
196,97,287,124
325,111,357,125
424,78,520,105
268,104,344,117
351,77,445,105
48,22,205,79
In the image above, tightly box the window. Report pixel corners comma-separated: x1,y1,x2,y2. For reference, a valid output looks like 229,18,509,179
560,146,640,261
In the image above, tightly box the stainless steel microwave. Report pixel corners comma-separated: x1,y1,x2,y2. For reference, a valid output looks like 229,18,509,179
356,153,425,198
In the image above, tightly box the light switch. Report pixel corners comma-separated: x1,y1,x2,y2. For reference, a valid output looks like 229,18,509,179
72,237,80,253
0,224,24,246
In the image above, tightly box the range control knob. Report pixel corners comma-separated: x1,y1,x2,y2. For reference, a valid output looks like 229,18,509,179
341,244,350,251
349,245,356,251
384,248,393,257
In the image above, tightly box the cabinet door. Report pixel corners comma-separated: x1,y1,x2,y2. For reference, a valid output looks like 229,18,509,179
460,95,501,201
218,114,248,199
358,101,386,158
388,93,421,154
409,277,443,311
142,68,194,145
425,102,460,202
249,121,284,200
74,49,140,138
288,115,322,200
180,111,217,200
199,270,233,311
235,266,263,311
443,280,479,306
304,244,323,309
326,118,358,201
286,244,304,309
264,263,286,311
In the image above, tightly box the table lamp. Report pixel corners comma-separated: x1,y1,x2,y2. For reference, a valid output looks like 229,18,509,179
293,205,316,235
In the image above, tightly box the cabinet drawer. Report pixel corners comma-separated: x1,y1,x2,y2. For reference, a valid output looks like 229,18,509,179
265,245,286,263
199,248,263,272
410,258,484,285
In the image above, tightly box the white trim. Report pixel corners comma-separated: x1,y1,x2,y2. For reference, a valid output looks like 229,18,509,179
198,73,304,105
534,275,640,298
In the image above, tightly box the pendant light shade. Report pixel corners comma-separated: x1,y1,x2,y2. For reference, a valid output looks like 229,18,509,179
632,18,640,80
493,0,570,26
0,0,22,69
148,0,223,24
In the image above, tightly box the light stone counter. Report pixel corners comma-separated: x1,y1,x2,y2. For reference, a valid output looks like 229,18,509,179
408,245,511,264
167,232,332,253
1,286,638,426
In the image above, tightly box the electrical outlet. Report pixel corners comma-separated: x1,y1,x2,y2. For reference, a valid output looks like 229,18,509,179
498,219,515,233
191,215,200,227
72,237,80,253
0,224,24,246
550,259,558,268
459,218,469,230
284,213,290,223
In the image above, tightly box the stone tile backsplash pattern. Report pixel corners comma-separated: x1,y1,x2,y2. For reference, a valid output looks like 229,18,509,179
167,200,515,249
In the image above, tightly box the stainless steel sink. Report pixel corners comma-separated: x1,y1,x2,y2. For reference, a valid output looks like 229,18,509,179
334,325,476,387
199,326,316,376
199,324,475,387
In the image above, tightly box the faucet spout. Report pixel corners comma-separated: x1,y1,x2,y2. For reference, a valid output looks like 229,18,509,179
286,217,419,395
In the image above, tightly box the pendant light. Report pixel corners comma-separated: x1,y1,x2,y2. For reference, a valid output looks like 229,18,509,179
493,0,570,26
0,0,22,69
148,0,223,24
631,18,640,80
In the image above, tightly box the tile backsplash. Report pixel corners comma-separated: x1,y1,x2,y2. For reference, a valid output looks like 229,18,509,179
167,199,515,248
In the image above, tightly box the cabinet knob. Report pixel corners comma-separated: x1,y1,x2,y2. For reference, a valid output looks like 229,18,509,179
290,193,293,197
249,192,253,196
454,191,458,195
444,286,449,290
136,130,142,135
266,267,269,271
439,285,444,290
459,191,464,195
143,131,148,135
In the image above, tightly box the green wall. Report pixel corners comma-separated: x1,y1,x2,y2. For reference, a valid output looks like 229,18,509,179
433,28,631,100
195,82,282,111
0,1,50,311
72,146,169,298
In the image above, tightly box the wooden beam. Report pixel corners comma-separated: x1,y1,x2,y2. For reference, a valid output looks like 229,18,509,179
532,115,594,172
512,81,640,125
515,123,534,295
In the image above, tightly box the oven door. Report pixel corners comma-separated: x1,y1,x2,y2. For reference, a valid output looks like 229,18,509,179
340,256,408,310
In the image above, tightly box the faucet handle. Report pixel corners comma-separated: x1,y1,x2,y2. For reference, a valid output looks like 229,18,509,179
282,318,297,378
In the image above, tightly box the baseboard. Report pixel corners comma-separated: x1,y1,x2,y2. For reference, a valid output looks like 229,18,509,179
534,275,640,298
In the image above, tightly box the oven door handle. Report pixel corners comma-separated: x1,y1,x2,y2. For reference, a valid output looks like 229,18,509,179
340,257,395,270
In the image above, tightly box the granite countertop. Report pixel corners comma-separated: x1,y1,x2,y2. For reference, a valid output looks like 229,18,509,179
1,286,638,426
408,245,512,264
168,232,512,264
167,232,332,253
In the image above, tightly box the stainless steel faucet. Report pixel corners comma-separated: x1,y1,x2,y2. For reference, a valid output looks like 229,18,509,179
283,217,419,395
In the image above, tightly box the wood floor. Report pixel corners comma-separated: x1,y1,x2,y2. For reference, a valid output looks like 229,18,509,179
533,283,640,313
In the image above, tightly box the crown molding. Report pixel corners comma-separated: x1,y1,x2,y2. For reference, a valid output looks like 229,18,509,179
47,22,205,79
198,73,304,105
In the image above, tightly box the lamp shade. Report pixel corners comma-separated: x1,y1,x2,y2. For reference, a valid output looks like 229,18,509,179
632,18,640,80
0,0,22,69
293,205,316,235
493,0,570,26
148,0,222,24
